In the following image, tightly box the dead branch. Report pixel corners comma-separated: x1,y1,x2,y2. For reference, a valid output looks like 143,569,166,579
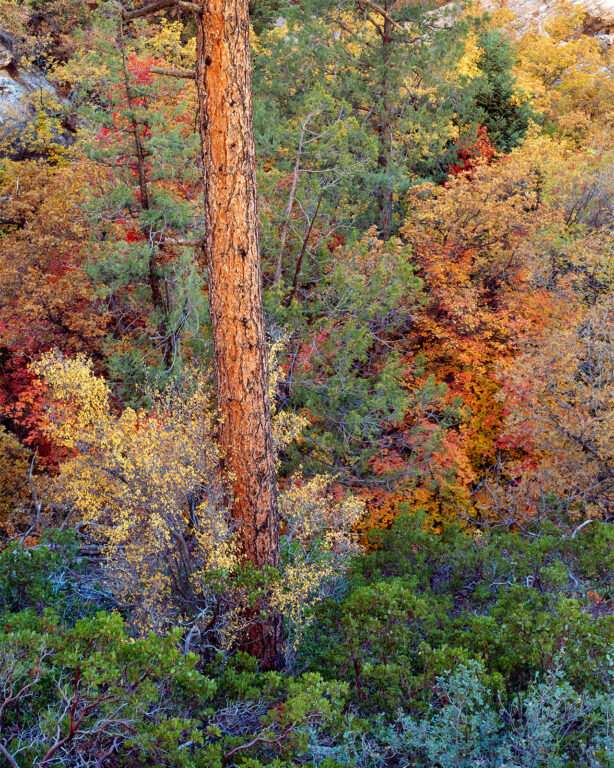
120,0,176,20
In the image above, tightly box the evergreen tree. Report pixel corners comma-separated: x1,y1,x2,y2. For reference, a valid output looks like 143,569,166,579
64,9,206,398
470,28,532,152
254,0,468,242
192,0,283,668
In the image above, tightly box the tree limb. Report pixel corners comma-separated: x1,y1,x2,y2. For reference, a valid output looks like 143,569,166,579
283,191,323,308
356,0,403,30
0,743,19,768
151,66,196,79
275,114,311,284
95,737,122,768
222,727,295,768
120,0,176,20
120,0,202,20
177,1,203,10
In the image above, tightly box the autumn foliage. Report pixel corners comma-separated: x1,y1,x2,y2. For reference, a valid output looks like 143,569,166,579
2,0,614,764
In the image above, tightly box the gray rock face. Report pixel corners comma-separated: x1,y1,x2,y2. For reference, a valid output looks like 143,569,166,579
0,71,27,121
0,33,66,158
0,70,54,120
482,0,614,33
0,68,59,158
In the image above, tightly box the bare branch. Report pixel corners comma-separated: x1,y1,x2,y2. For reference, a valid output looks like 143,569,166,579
275,114,312,284
572,518,595,539
120,0,201,20
356,0,403,30
284,191,324,308
120,0,176,20
177,1,203,10
0,743,19,768
95,737,122,768
222,727,295,768
150,66,196,79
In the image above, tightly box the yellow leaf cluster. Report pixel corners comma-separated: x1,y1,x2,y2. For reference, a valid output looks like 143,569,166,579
34,352,234,637
275,474,364,647
513,1,614,139
35,352,363,652
456,32,482,80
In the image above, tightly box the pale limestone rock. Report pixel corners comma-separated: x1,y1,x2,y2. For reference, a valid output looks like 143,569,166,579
482,0,614,33
0,33,64,158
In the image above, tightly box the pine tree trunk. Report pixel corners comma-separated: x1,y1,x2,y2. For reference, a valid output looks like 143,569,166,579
377,13,393,240
193,1,283,670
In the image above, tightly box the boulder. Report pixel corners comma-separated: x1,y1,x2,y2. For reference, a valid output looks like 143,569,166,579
0,43,12,69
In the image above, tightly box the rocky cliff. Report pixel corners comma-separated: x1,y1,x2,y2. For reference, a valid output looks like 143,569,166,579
483,0,614,34
0,32,66,159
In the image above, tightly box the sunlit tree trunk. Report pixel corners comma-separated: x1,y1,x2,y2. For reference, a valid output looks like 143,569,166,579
193,0,283,670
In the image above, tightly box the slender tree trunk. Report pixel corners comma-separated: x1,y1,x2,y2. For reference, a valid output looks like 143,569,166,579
376,14,393,240
284,191,323,308
193,1,283,670
120,28,173,366
274,114,311,284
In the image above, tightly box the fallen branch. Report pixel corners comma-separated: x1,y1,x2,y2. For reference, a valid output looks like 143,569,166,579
571,518,595,539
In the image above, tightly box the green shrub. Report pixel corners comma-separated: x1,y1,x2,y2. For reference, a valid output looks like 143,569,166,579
302,513,614,711
0,531,109,621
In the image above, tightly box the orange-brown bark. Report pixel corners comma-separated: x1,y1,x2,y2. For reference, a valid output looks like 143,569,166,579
193,0,283,669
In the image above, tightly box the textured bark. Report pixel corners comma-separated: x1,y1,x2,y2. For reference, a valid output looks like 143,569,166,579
193,1,283,669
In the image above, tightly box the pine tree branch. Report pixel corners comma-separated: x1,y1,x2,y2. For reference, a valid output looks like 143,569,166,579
120,0,202,20
356,0,403,30
150,66,196,79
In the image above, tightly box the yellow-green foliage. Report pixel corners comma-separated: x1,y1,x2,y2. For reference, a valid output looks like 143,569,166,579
0,426,31,523
34,352,363,650
276,474,364,638
33,353,233,637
